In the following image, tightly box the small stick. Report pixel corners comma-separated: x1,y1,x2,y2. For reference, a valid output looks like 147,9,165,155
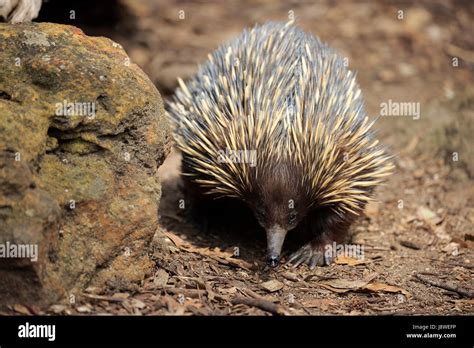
162,287,229,302
240,288,264,299
231,296,288,315
399,240,421,250
79,293,126,302
239,287,309,314
414,273,474,298
163,287,206,297
376,310,427,316
449,262,474,270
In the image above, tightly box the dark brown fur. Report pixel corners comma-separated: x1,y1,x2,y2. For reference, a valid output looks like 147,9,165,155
183,155,355,267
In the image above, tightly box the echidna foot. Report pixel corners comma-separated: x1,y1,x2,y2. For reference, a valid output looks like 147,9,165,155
286,241,333,270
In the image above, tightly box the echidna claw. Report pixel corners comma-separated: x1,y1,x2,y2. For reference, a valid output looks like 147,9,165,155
286,242,330,269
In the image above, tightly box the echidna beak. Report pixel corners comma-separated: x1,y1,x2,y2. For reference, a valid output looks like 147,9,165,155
266,225,287,267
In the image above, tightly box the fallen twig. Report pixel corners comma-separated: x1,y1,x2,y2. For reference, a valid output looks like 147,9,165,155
399,240,422,250
162,287,229,302
231,296,289,315
445,43,474,63
414,273,474,298
239,287,309,314
449,262,474,270
79,293,126,302
164,231,255,271
240,288,264,299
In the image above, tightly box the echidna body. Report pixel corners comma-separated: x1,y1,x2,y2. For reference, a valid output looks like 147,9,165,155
168,22,393,268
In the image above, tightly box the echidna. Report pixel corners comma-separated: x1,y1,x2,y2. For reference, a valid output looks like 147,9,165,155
167,21,393,269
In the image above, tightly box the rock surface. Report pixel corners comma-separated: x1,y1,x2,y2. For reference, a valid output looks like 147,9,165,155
0,22,170,306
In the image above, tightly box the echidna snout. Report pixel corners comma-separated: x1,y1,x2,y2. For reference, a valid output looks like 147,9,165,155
265,225,287,267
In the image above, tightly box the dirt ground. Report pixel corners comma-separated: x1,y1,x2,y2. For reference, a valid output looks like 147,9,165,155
10,0,473,315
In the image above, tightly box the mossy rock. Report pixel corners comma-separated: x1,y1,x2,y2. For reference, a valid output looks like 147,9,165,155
0,23,171,307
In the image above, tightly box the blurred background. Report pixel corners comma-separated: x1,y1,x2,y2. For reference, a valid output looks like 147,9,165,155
35,0,474,177
37,0,473,102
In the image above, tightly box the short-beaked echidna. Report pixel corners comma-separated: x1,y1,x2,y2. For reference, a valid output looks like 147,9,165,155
167,21,393,268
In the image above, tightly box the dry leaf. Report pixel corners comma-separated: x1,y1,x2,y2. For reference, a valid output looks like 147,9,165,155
84,286,101,294
112,292,130,300
76,305,92,313
334,255,371,266
12,304,31,315
281,272,299,282
321,279,370,291
434,225,451,241
364,282,412,298
49,304,68,314
318,273,378,293
184,298,205,309
318,273,411,299
220,286,238,295
260,279,284,292
153,269,169,288
130,299,147,309
442,242,461,255
164,231,187,247
403,215,417,224
417,206,443,225
454,299,474,306
301,298,338,310
163,296,180,313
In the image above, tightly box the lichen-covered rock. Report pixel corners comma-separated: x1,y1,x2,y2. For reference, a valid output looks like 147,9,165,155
0,22,171,306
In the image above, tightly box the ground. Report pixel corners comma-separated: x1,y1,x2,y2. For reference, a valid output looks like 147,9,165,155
7,0,474,315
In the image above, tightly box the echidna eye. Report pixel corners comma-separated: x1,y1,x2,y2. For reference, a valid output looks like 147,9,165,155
288,211,297,225
255,208,265,221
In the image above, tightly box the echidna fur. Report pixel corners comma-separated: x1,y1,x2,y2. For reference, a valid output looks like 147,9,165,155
167,21,394,268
